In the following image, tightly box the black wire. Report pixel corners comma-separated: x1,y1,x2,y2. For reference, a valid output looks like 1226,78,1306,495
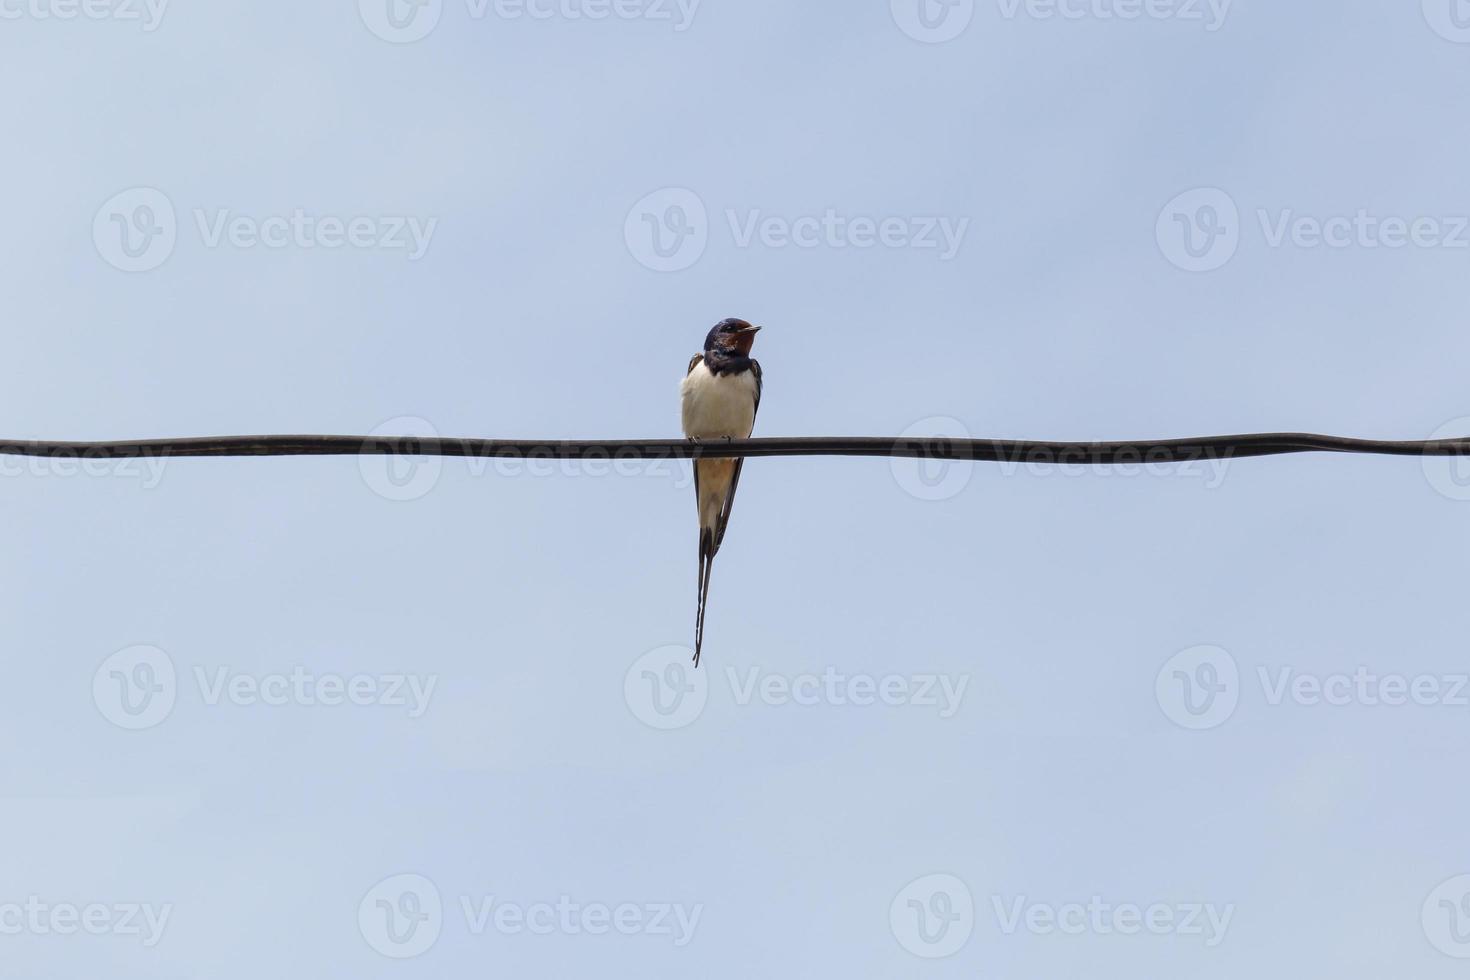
0,433,1467,463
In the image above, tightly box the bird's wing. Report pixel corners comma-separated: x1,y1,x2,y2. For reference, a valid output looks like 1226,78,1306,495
686,353,703,375
712,359,761,553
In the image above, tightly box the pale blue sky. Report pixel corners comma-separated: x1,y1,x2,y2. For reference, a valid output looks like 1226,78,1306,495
4,0,1470,976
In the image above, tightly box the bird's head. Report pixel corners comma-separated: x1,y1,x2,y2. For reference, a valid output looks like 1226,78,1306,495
705,318,762,357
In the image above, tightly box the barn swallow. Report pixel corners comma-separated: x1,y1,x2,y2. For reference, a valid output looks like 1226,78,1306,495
681,318,763,667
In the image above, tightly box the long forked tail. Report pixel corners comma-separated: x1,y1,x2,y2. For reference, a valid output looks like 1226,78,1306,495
694,527,716,667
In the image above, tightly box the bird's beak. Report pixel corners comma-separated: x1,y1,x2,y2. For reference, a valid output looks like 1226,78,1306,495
739,324,763,335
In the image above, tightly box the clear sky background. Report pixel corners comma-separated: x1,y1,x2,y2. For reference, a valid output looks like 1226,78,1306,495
4,0,1470,975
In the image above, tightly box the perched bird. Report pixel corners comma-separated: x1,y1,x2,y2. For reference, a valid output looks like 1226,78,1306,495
681,317,763,667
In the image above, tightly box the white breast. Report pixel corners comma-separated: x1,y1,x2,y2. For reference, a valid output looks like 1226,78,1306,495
680,360,758,439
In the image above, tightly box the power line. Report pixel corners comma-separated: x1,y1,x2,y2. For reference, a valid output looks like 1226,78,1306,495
0,433,1466,465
